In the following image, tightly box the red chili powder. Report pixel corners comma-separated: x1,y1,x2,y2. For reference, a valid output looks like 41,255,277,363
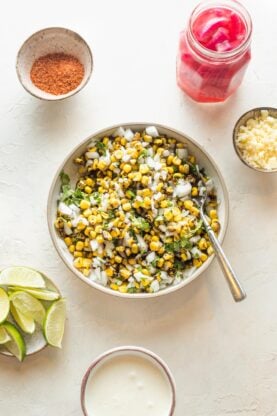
30,53,85,95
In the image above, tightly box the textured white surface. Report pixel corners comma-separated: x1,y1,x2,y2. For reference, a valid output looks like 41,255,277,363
0,0,277,415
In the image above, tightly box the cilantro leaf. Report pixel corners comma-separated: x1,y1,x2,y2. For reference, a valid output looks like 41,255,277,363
132,216,150,232
96,141,107,156
60,171,70,186
165,238,192,253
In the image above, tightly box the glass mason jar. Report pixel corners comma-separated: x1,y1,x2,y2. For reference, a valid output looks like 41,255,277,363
176,0,253,103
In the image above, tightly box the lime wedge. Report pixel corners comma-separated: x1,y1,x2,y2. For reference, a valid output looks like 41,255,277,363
9,287,60,301
0,288,10,323
1,322,26,361
10,304,35,334
0,326,11,344
10,291,45,326
0,267,46,289
44,299,66,348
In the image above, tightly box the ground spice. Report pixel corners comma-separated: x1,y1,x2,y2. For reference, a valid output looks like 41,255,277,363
30,53,84,95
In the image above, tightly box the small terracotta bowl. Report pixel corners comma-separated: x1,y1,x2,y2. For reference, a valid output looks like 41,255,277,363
81,346,176,416
16,27,93,101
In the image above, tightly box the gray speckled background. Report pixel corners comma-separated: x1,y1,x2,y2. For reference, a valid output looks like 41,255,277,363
1,0,277,415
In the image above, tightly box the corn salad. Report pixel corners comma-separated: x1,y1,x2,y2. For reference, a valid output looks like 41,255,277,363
55,126,220,294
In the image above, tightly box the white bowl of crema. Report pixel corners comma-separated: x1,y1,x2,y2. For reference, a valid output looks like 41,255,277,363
81,346,176,415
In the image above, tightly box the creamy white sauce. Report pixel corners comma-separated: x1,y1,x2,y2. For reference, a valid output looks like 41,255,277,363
85,353,172,416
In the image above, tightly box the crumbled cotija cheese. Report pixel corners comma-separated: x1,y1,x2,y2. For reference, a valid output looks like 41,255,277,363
236,110,277,170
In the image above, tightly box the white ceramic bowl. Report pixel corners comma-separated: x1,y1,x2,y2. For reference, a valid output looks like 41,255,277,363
80,346,176,416
47,123,229,298
16,27,93,101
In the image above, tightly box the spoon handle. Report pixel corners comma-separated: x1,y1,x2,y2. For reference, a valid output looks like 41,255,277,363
202,215,246,302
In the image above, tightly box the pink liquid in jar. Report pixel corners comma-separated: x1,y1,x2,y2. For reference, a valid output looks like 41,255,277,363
177,1,252,103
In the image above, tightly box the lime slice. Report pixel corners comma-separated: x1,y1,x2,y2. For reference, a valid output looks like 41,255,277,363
9,287,60,301
10,292,45,326
44,299,66,348
0,267,46,289
0,326,11,344
0,288,10,323
1,322,26,361
10,304,35,334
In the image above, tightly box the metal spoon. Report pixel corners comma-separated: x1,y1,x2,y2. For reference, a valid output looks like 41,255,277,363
193,183,246,302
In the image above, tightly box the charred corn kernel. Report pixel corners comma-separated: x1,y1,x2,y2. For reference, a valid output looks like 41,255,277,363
118,211,125,221
131,244,139,254
55,218,64,229
64,237,72,246
151,236,159,242
174,214,182,222
184,200,193,210
123,164,132,173
143,197,151,209
132,200,141,209
211,220,220,232
193,258,202,268
179,164,189,174
103,231,112,241
163,253,173,260
157,258,164,267
96,235,104,244
101,212,109,219
198,238,208,250
118,284,128,293
85,178,94,186
142,188,151,197
200,253,208,262
207,246,214,256
103,137,109,145
188,155,195,163
144,134,152,142
88,215,97,225
191,187,198,197
135,282,140,289
80,199,90,210
83,258,92,268
96,214,103,224
150,241,160,251
160,200,168,208
209,209,218,220
166,166,174,174
141,176,149,186
110,283,118,291
110,198,119,208
73,258,83,268
133,172,142,181
69,244,75,253
191,207,199,217
166,186,173,194
164,261,173,269
156,182,163,192
114,150,123,159
83,208,92,218
142,279,150,287
125,248,131,256
77,222,86,231
111,229,120,238
84,239,90,248
82,269,90,277
98,160,107,170
76,241,84,251
120,269,131,280
74,251,83,258
75,157,84,164
120,137,127,145
84,186,92,194
90,230,97,239
181,253,187,261
158,246,165,255
116,246,125,253
167,155,174,165
172,156,181,166
122,202,131,211
139,164,150,174
164,209,173,221
105,268,114,277
128,258,136,265
115,255,122,264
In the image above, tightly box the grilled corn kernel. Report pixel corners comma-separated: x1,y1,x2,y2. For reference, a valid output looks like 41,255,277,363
83,258,92,268
160,200,168,208
164,209,173,221
116,246,125,253
115,255,122,264
172,156,181,166
83,209,92,218
133,172,142,181
181,253,187,261
64,237,72,246
139,164,150,174
118,284,128,293
122,202,131,211
82,269,90,277
110,283,118,291
144,134,153,142
167,155,174,165
158,246,165,255
209,209,218,220
131,244,139,254
114,150,123,160
211,220,220,232
191,207,199,217
120,269,131,280
96,235,104,244
207,246,214,256
76,241,84,251
191,187,198,197
193,258,202,268
141,176,149,186
90,230,97,239
200,253,208,262
69,244,75,253
80,199,90,210
74,251,83,258
84,186,92,194
105,267,114,277
198,238,208,250
123,164,132,173
77,222,86,231
184,200,193,210
157,258,164,267
85,178,94,186
179,164,189,174
150,241,160,251
73,258,83,268
98,160,107,170
110,198,119,208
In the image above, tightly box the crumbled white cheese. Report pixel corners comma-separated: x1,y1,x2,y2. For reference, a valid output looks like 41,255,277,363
236,110,277,170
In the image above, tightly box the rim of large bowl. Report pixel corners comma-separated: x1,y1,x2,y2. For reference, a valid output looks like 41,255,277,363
0,266,61,358
47,122,229,299
16,26,93,101
233,107,277,173
80,346,176,416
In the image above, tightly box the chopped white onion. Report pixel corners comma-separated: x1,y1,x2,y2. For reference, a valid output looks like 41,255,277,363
124,129,134,141
58,202,73,217
146,126,159,137
113,127,125,137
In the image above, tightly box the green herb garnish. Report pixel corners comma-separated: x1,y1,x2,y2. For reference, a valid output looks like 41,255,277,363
92,192,101,204
165,238,192,253
60,171,70,186
96,141,107,156
132,216,150,232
